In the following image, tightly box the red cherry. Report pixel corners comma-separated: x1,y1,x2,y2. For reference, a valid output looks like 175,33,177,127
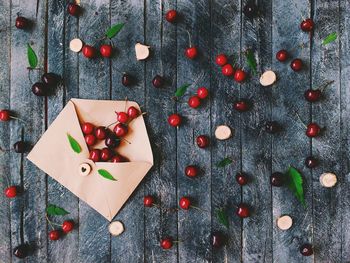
101,148,113,161
67,3,81,17
100,44,113,58
15,16,30,29
236,172,248,186
0,110,11,121
233,100,250,112
300,244,314,256
62,220,74,233
89,149,101,162
197,87,208,99
185,47,198,59
82,122,95,135
127,106,139,119
143,195,154,207
222,64,234,77
300,18,314,32
291,59,303,71
196,135,210,148
236,203,250,218
95,126,108,140
165,9,177,23
179,197,191,210
113,123,128,137
188,96,201,108
215,54,228,66
82,45,96,59
5,186,17,198
276,49,289,62
111,154,127,163
85,134,96,146
304,89,321,102
160,237,173,250
168,114,181,127
234,69,246,82
185,165,199,178
306,123,321,138
49,230,60,241
117,112,129,124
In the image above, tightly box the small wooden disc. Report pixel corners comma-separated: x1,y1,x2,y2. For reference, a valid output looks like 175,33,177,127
276,215,293,230
215,125,232,140
260,70,277,86
70,38,83,53
135,43,150,60
108,221,124,236
320,173,337,188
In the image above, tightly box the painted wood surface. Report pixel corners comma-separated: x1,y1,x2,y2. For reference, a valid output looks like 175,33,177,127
0,0,349,262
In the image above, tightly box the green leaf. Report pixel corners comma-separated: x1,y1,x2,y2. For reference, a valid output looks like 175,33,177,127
105,23,124,39
98,169,117,181
245,49,257,75
216,157,233,168
285,166,305,207
322,32,337,45
46,204,70,216
27,44,38,69
217,208,229,228
174,83,190,98
67,133,82,154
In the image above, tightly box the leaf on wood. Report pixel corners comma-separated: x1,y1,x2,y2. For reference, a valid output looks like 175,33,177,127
67,133,82,153
98,169,117,181
105,23,125,39
285,166,306,207
27,44,38,69
217,208,229,228
322,32,337,45
174,83,191,98
46,204,70,216
216,157,233,168
245,49,257,74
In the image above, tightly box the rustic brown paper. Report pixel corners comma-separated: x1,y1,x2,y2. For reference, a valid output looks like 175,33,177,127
27,99,153,221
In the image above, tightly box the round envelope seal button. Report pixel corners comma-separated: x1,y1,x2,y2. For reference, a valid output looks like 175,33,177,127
79,163,91,177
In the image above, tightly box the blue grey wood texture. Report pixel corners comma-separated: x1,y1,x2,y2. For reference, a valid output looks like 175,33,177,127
0,0,349,262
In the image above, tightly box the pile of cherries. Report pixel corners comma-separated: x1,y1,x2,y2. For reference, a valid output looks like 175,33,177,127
215,54,247,83
31,72,61,97
82,105,141,163
47,220,75,241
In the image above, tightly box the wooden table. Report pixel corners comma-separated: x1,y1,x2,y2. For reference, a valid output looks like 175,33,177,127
1,0,348,262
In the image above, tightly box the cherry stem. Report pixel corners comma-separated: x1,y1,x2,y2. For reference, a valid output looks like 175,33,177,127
295,111,307,128
186,30,192,47
10,116,26,124
124,97,128,112
152,203,160,208
105,120,119,129
173,240,182,244
120,137,131,144
45,215,55,230
318,80,335,92
190,205,204,212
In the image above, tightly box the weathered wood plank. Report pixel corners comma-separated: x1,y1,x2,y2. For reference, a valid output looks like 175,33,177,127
210,0,242,262
110,0,145,262
340,0,350,261
0,0,12,261
241,0,272,262
176,0,212,262
143,0,178,262
10,0,48,262
311,0,342,261
46,0,79,262
78,1,111,262
271,1,313,262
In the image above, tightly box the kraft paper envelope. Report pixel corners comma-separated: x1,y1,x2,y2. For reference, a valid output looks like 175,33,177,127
27,98,153,221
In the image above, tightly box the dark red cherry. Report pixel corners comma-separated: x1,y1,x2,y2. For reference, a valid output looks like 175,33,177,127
152,75,164,88
13,244,29,259
94,126,108,140
101,147,113,161
114,123,128,137
49,230,60,241
212,232,225,248
306,123,321,137
236,172,248,186
243,2,259,19
300,243,313,256
111,154,127,163
300,18,314,32
122,73,133,87
67,3,81,17
291,59,303,71
32,82,49,96
165,9,177,23
82,122,95,135
89,149,101,162
179,197,191,210
42,73,60,86
160,237,173,250
85,134,96,146
304,89,321,102
14,141,27,153
105,134,120,149
117,112,129,124
15,16,30,29
233,100,250,112
305,156,318,168
236,203,250,218
265,121,281,134
188,96,201,108
127,106,139,119
270,172,284,187
185,165,199,178
168,114,182,127
276,49,289,62
196,135,210,148
143,195,154,207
